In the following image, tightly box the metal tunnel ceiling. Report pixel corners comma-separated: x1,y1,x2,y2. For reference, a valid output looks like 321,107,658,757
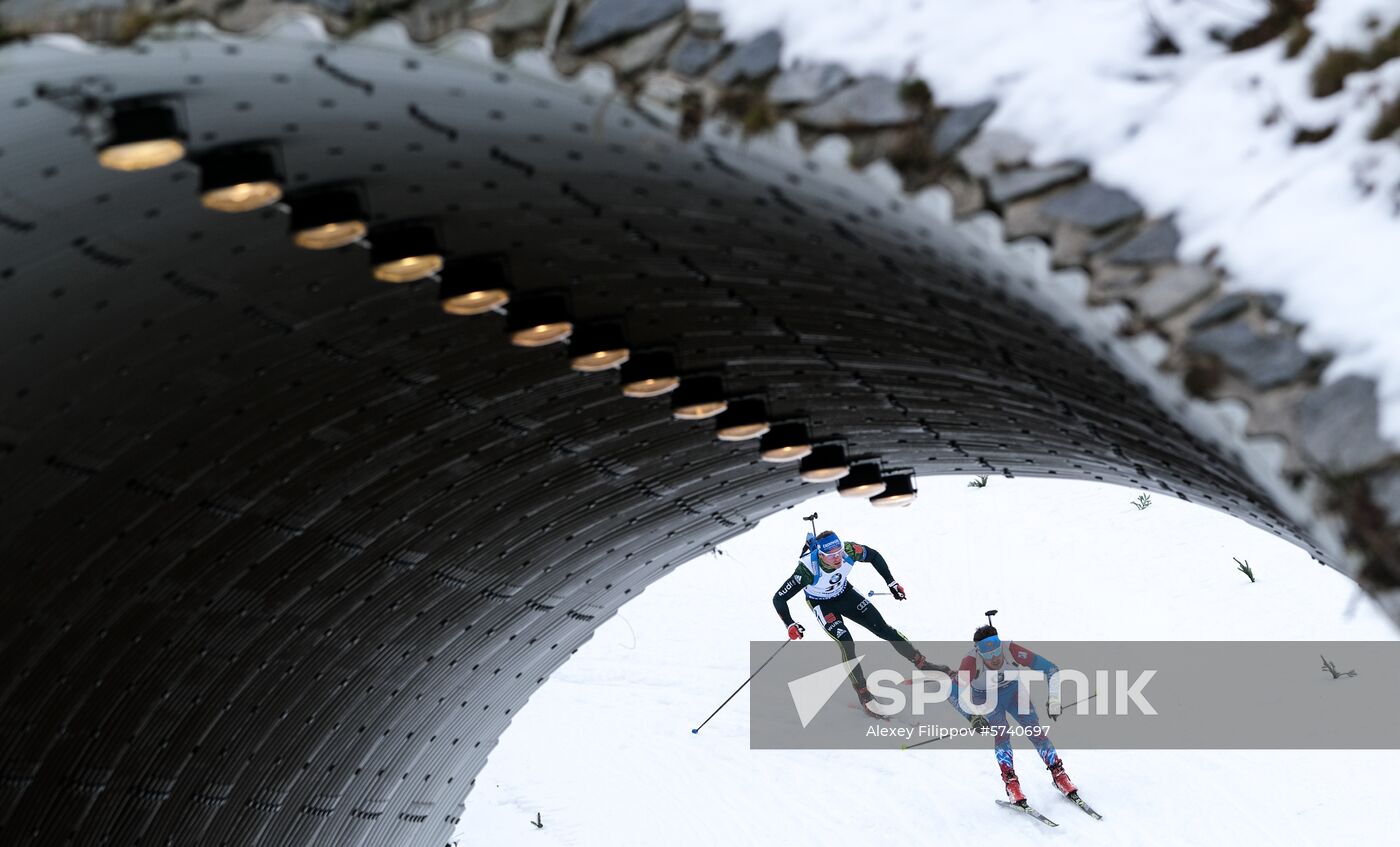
0,21,1347,846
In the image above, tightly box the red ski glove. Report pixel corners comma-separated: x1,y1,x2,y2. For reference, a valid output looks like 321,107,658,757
787,623,805,640
888,581,907,601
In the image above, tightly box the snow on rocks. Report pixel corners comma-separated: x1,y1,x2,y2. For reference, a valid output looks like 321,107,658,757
768,61,850,106
1107,218,1182,266
794,75,923,129
1186,319,1315,391
708,28,781,85
931,100,998,157
1297,376,1393,475
985,162,1089,207
570,0,686,53
668,32,724,76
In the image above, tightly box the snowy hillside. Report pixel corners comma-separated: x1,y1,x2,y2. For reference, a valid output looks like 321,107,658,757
454,477,1396,846
693,0,1400,440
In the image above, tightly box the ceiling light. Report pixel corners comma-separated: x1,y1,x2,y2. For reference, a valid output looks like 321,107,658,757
837,463,886,498
96,99,185,172
370,224,444,283
799,444,850,482
759,422,813,462
671,375,728,420
439,253,513,316
715,398,769,441
506,292,573,348
871,473,918,507
569,322,630,372
198,146,282,213
288,187,368,250
619,350,679,397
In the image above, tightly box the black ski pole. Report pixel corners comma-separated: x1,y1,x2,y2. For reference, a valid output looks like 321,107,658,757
1064,692,1096,709
692,640,791,734
1052,691,1097,718
902,734,946,750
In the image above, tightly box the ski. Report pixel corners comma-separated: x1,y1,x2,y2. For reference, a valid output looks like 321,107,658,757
898,674,950,686
846,702,926,732
844,703,934,743
846,702,892,722
1065,791,1102,820
996,799,1058,827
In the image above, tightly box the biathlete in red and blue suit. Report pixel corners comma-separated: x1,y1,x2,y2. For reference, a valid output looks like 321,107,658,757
949,622,1079,804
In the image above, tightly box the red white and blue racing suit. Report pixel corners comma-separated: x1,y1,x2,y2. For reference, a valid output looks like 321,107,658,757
948,640,1061,771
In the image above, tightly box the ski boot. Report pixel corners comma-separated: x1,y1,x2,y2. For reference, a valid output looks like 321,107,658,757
854,685,889,721
1000,764,1026,804
1048,759,1077,796
912,652,951,675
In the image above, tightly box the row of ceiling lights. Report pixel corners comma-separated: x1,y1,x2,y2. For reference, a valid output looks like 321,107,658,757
93,97,918,507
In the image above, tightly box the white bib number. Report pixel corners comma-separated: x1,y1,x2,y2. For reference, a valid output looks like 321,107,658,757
803,557,853,600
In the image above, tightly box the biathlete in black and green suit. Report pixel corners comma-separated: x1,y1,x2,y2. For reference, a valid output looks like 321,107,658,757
771,529,949,717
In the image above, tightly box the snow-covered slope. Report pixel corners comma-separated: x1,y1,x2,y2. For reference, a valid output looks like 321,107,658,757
692,0,1400,440
454,477,1396,846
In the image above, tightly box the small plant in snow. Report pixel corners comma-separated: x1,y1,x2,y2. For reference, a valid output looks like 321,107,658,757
1369,96,1400,141
1234,557,1256,583
897,77,933,109
1320,655,1357,679
968,476,989,488
1132,493,1152,510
